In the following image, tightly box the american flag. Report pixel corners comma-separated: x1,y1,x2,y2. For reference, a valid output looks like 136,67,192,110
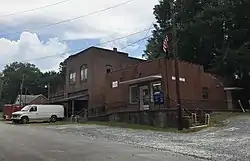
163,34,169,53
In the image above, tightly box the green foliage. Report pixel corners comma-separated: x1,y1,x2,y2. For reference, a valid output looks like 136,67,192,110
146,0,250,80
0,62,64,104
145,0,250,104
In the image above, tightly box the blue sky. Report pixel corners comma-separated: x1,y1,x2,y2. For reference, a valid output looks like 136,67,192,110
0,0,157,71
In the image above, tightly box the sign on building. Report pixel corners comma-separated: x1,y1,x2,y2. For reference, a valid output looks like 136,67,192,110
172,76,186,82
112,81,118,88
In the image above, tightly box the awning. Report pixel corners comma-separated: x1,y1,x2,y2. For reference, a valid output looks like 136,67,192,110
120,75,162,85
224,87,243,91
51,94,89,103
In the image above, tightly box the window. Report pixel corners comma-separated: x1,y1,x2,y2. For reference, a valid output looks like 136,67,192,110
202,87,209,99
129,85,138,104
80,65,88,81
69,72,76,83
151,82,162,102
105,64,112,73
152,82,162,93
29,106,37,112
106,68,111,73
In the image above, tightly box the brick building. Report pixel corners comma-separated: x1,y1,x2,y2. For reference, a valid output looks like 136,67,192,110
50,47,143,117
105,58,228,112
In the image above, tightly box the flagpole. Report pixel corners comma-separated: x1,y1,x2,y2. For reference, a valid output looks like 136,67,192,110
163,40,171,108
170,0,183,130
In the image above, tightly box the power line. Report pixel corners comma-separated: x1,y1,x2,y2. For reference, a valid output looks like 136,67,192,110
0,0,70,18
0,0,134,37
133,22,154,52
120,34,152,50
0,0,71,33
0,26,153,67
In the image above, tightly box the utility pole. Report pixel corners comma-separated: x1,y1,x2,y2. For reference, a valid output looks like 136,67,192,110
48,83,50,104
170,0,183,130
25,88,27,106
0,78,3,106
20,74,25,107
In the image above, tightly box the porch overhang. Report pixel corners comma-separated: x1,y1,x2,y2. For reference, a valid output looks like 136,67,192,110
51,94,89,103
120,75,162,85
224,87,243,91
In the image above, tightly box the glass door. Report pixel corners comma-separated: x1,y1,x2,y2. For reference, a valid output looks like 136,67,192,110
140,85,149,110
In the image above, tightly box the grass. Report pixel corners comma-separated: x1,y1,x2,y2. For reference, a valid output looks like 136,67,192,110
28,120,73,126
83,121,178,132
83,112,246,133
26,112,250,133
82,112,250,133
181,112,250,133
209,112,250,127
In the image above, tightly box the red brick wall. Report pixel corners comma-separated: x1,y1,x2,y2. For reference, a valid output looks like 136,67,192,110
90,48,142,107
105,58,227,110
64,47,142,108
105,58,165,103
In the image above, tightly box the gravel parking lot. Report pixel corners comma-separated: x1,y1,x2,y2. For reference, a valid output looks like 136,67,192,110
0,121,200,161
47,115,250,161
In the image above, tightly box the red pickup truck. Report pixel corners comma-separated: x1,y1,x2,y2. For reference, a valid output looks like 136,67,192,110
3,104,22,120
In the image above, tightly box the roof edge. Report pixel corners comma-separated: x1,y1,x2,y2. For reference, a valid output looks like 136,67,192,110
65,46,129,62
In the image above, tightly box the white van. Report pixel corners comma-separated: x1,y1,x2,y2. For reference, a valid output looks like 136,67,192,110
11,104,64,124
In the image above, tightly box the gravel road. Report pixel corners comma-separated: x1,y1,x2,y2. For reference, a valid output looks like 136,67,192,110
0,122,200,161
47,116,250,161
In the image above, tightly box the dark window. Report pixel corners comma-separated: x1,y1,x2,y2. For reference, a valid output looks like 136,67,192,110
202,87,209,99
30,106,37,112
129,85,138,103
106,68,111,73
105,64,112,73
152,82,162,94
80,65,88,81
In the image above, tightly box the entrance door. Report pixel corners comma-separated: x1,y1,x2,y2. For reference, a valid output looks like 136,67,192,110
140,85,150,110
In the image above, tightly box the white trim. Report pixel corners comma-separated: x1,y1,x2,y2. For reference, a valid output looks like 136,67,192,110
224,87,243,91
120,75,162,85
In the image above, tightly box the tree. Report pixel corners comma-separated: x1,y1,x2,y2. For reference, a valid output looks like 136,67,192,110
146,0,250,79
1,62,64,104
146,0,250,106
1,62,42,103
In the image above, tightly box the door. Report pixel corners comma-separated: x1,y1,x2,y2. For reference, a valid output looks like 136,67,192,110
140,85,150,110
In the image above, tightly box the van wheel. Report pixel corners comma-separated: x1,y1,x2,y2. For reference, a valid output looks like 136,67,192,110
50,115,57,123
21,117,29,124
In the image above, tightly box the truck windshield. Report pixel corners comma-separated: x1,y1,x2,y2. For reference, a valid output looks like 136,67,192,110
21,106,30,111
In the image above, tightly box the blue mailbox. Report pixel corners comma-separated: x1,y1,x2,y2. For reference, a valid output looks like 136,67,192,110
153,91,164,104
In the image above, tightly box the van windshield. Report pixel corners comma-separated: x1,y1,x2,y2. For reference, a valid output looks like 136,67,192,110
21,106,30,111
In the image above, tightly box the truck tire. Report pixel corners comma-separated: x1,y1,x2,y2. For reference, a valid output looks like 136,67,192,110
50,115,57,123
12,120,19,124
21,116,29,124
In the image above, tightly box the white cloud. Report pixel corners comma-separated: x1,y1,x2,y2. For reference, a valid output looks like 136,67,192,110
0,0,157,40
0,0,158,71
0,32,68,72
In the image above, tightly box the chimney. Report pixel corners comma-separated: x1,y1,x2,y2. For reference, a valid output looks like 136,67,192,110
113,48,117,52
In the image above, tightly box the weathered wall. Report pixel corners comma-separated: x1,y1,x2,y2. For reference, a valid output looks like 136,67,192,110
105,58,227,110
